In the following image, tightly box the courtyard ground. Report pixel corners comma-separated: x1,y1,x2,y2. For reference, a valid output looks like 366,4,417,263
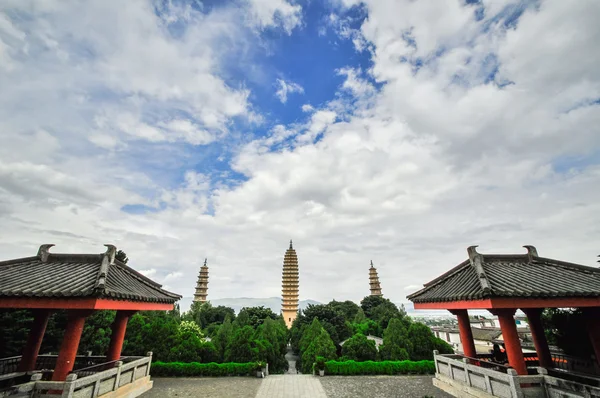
143,375,451,398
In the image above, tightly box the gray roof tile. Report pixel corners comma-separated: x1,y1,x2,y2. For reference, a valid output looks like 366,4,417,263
0,250,181,304
407,249,600,303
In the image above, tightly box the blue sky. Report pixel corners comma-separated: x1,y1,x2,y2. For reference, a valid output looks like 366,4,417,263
1,0,599,306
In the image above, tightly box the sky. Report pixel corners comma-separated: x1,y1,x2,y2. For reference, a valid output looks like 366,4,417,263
1,0,599,308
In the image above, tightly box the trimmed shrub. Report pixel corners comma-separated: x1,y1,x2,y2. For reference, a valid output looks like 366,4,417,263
323,360,435,376
151,362,257,377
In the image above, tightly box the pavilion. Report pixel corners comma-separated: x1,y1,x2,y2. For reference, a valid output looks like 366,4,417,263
408,245,600,397
0,244,180,396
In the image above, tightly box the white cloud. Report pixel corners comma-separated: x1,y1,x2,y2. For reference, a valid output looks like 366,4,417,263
275,78,305,104
1,0,600,309
245,0,302,34
301,104,315,113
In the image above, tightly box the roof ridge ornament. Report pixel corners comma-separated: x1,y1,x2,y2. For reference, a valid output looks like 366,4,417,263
523,245,538,262
467,245,491,294
37,244,55,263
104,244,117,264
96,244,116,294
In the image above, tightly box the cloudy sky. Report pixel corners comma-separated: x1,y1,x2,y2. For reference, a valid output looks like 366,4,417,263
1,0,599,308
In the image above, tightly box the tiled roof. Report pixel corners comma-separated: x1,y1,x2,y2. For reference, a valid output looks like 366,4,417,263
0,245,181,304
407,246,600,303
471,328,502,342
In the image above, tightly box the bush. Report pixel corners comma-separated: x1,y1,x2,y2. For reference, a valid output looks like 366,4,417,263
151,361,257,377
341,333,377,362
323,360,435,376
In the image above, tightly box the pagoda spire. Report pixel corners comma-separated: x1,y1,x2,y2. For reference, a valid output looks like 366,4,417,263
193,258,209,303
369,260,382,296
281,241,299,328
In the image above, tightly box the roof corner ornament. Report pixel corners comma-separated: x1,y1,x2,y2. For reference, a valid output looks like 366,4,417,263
467,245,479,261
523,245,538,261
104,244,117,264
37,244,55,263
467,245,491,291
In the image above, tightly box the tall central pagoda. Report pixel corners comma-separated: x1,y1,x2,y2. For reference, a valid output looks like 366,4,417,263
193,258,209,303
369,260,383,296
281,240,299,328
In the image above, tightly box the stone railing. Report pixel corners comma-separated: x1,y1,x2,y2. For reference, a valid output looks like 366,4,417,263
433,352,545,398
0,353,153,398
433,351,600,398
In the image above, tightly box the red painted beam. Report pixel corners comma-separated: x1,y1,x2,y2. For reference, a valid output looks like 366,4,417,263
413,297,600,310
0,297,174,311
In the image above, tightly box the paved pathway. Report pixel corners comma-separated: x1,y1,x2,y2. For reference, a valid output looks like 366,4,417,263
285,345,300,374
255,375,327,398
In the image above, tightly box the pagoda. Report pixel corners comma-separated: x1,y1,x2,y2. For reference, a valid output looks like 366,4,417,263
369,260,383,296
193,258,209,303
281,240,299,328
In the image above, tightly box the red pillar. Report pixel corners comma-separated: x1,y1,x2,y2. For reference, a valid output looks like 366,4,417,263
107,311,135,361
18,309,52,372
52,310,90,381
522,308,553,368
495,309,527,375
450,309,477,358
584,308,600,368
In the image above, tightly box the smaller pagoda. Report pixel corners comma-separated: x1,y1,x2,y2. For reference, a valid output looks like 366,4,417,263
369,260,383,296
193,258,209,303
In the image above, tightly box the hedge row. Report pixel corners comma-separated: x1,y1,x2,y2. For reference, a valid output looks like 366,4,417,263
324,360,435,375
151,362,257,377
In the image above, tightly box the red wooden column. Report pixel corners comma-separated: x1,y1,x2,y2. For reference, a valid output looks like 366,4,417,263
107,310,135,361
584,308,600,367
18,309,52,371
522,308,553,368
450,309,477,358
52,310,90,381
495,309,527,375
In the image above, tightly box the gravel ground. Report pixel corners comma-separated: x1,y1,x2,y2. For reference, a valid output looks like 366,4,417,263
142,377,263,398
319,376,452,398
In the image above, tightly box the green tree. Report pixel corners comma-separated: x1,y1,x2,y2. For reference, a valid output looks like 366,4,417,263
301,327,337,373
341,333,377,361
0,310,34,357
79,310,115,355
328,300,361,321
299,318,326,353
123,310,180,361
302,304,352,345
238,306,280,328
168,320,206,362
353,308,366,323
184,302,235,329
352,319,380,337
213,315,234,361
407,322,442,361
224,326,255,363
542,308,592,357
255,318,289,372
379,318,412,361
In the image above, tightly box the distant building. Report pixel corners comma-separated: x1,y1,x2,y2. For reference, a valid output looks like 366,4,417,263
369,260,382,296
431,325,532,355
281,240,299,328
193,258,209,303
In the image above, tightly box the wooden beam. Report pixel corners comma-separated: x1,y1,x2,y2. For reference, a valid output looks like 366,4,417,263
0,297,174,311
413,296,600,310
